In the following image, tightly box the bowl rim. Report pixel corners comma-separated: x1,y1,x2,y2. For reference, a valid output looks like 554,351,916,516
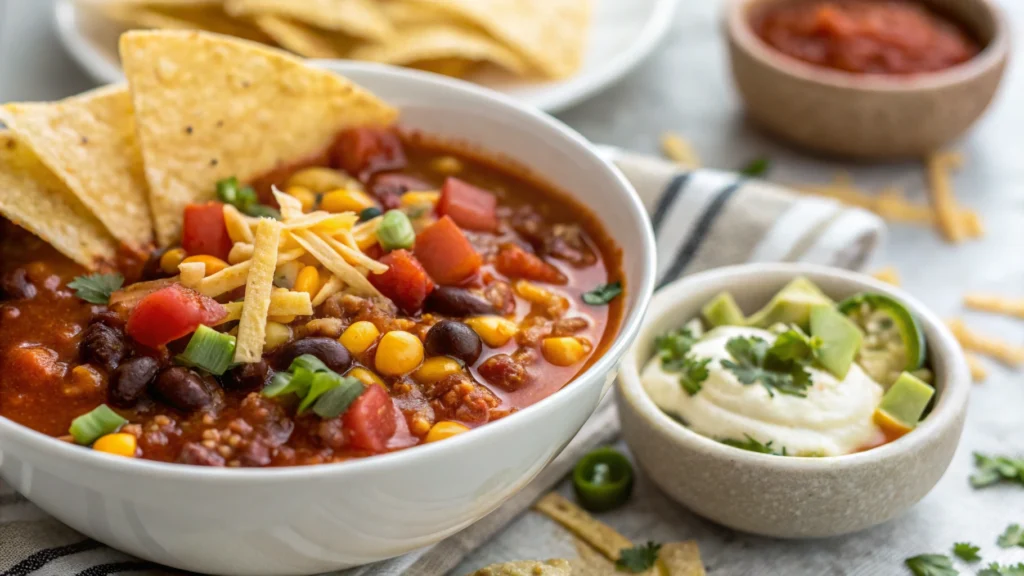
725,0,1011,92
617,262,971,470
0,62,658,482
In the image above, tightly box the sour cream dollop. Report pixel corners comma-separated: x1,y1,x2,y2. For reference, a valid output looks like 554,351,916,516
642,326,885,456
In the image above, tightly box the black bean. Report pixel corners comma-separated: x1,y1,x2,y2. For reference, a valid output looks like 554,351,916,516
223,360,273,391
277,337,351,372
141,248,170,281
153,367,213,412
81,322,127,372
0,269,36,300
424,320,482,364
109,356,161,407
425,287,497,317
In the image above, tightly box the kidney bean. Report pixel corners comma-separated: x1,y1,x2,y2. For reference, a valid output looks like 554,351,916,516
153,367,213,412
424,320,482,364
109,356,161,407
223,360,273,392
0,269,36,300
277,337,351,372
425,287,497,317
81,322,128,372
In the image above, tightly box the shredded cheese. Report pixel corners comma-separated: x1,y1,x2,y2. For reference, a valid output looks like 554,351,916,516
234,219,281,363
965,353,988,383
660,132,700,168
223,204,255,244
925,151,967,243
291,229,383,299
312,275,345,306
281,210,357,232
946,318,1024,367
870,266,901,286
963,293,1024,320
272,187,305,220
320,232,388,274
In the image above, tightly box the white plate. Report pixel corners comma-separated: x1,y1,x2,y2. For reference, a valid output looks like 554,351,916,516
54,0,679,113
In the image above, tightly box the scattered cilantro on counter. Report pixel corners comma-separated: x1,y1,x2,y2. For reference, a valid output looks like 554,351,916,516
721,336,812,397
616,541,661,573
971,453,1024,488
980,563,1024,576
952,542,981,562
739,157,772,178
905,554,958,576
997,524,1024,549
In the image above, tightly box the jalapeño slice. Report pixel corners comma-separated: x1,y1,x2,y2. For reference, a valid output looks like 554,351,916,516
838,293,926,387
572,447,634,512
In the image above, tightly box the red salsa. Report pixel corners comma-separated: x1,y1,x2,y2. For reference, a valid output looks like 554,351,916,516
753,0,980,75
0,127,623,467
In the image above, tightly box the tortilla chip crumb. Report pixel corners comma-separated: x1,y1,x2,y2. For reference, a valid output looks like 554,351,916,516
965,353,988,383
533,493,631,562
925,151,968,243
870,267,900,286
946,318,1024,367
660,132,700,169
659,541,706,576
963,293,1024,320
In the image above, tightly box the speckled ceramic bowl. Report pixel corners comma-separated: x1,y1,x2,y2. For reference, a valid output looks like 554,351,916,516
725,0,1010,159
617,264,970,538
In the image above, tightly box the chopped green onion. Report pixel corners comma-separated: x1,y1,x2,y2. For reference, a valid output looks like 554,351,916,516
262,368,314,399
289,354,330,374
217,176,279,220
377,210,415,251
313,379,366,419
359,207,382,222
572,447,634,512
243,204,281,220
68,273,124,305
176,325,236,375
582,282,623,306
739,157,771,178
69,404,127,445
299,372,358,414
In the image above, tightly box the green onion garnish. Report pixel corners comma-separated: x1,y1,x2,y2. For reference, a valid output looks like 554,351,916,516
244,204,282,220
69,404,127,445
377,210,415,251
176,325,236,376
313,379,366,419
298,372,353,414
262,368,313,399
289,354,330,374
359,207,382,222
216,176,280,220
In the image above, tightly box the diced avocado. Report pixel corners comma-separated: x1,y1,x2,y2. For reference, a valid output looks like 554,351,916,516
747,277,834,330
838,292,926,388
873,371,935,438
702,292,746,327
810,305,863,379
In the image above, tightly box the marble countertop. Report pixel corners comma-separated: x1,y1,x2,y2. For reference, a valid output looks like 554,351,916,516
3,1,1024,574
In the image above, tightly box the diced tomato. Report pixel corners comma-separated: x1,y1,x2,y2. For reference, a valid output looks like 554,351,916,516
437,178,498,232
343,385,397,453
182,202,232,261
331,127,407,181
126,284,227,348
369,250,435,313
495,244,567,285
414,216,482,286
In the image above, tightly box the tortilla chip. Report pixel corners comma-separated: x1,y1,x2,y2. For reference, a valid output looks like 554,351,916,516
0,85,153,250
349,24,530,76
403,0,590,78
252,15,346,59
533,493,632,561
225,0,392,41
570,536,618,575
467,559,573,576
98,3,273,43
234,218,281,363
119,30,398,246
0,132,118,268
659,542,706,576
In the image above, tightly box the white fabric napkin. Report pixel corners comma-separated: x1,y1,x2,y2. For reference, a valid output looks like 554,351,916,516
0,148,885,576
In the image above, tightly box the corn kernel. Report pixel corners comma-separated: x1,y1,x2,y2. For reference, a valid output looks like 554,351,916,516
93,433,137,457
413,357,463,384
287,167,360,193
159,248,187,275
182,255,229,276
347,367,386,389
264,322,292,351
400,191,441,207
293,266,320,297
465,316,518,348
268,315,297,324
286,186,318,212
514,280,554,304
340,321,380,355
541,337,589,367
375,330,425,376
425,421,470,443
321,189,377,213
430,156,464,175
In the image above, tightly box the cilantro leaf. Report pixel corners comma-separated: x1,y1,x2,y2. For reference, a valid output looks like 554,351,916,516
67,273,124,305
971,453,1024,488
739,157,771,178
655,327,699,371
615,541,661,573
721,434,787,456
952,542,981,562
582,282,622,306
677,356,711,396
721,336,812,398
905,554,958,576
768,329,821,363
998,524,1024,548
980,563,1024,576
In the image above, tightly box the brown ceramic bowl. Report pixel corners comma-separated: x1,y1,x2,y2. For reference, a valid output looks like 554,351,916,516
725,0,1010,159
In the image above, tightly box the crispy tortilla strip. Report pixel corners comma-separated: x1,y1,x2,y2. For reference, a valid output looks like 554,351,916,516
870,266,901,286
219,290,312,323
0,86,153,250
223,205,255,244
252,15,346,59
0,132,117,268
291,229,384,298
660,132,701,168
660,542,706,576
196,260,252,297
467,559,573,576
534,493,631,562
225,0,392,41
404,0,590,79
312,274,344,306
965,352,988,383
963,293,1024,320
272,188,306,221
349,24,531,76
282,210,357,231
120,30,398,245
925,151,966,243
947,318,1024,367
178,261,206,288
235,218,281,362
321,232,388,274
570,536,618,575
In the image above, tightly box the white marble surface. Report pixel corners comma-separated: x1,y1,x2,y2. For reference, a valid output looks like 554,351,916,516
2,0,1024,574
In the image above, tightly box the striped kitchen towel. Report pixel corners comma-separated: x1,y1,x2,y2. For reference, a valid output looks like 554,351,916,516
0,149,884,576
